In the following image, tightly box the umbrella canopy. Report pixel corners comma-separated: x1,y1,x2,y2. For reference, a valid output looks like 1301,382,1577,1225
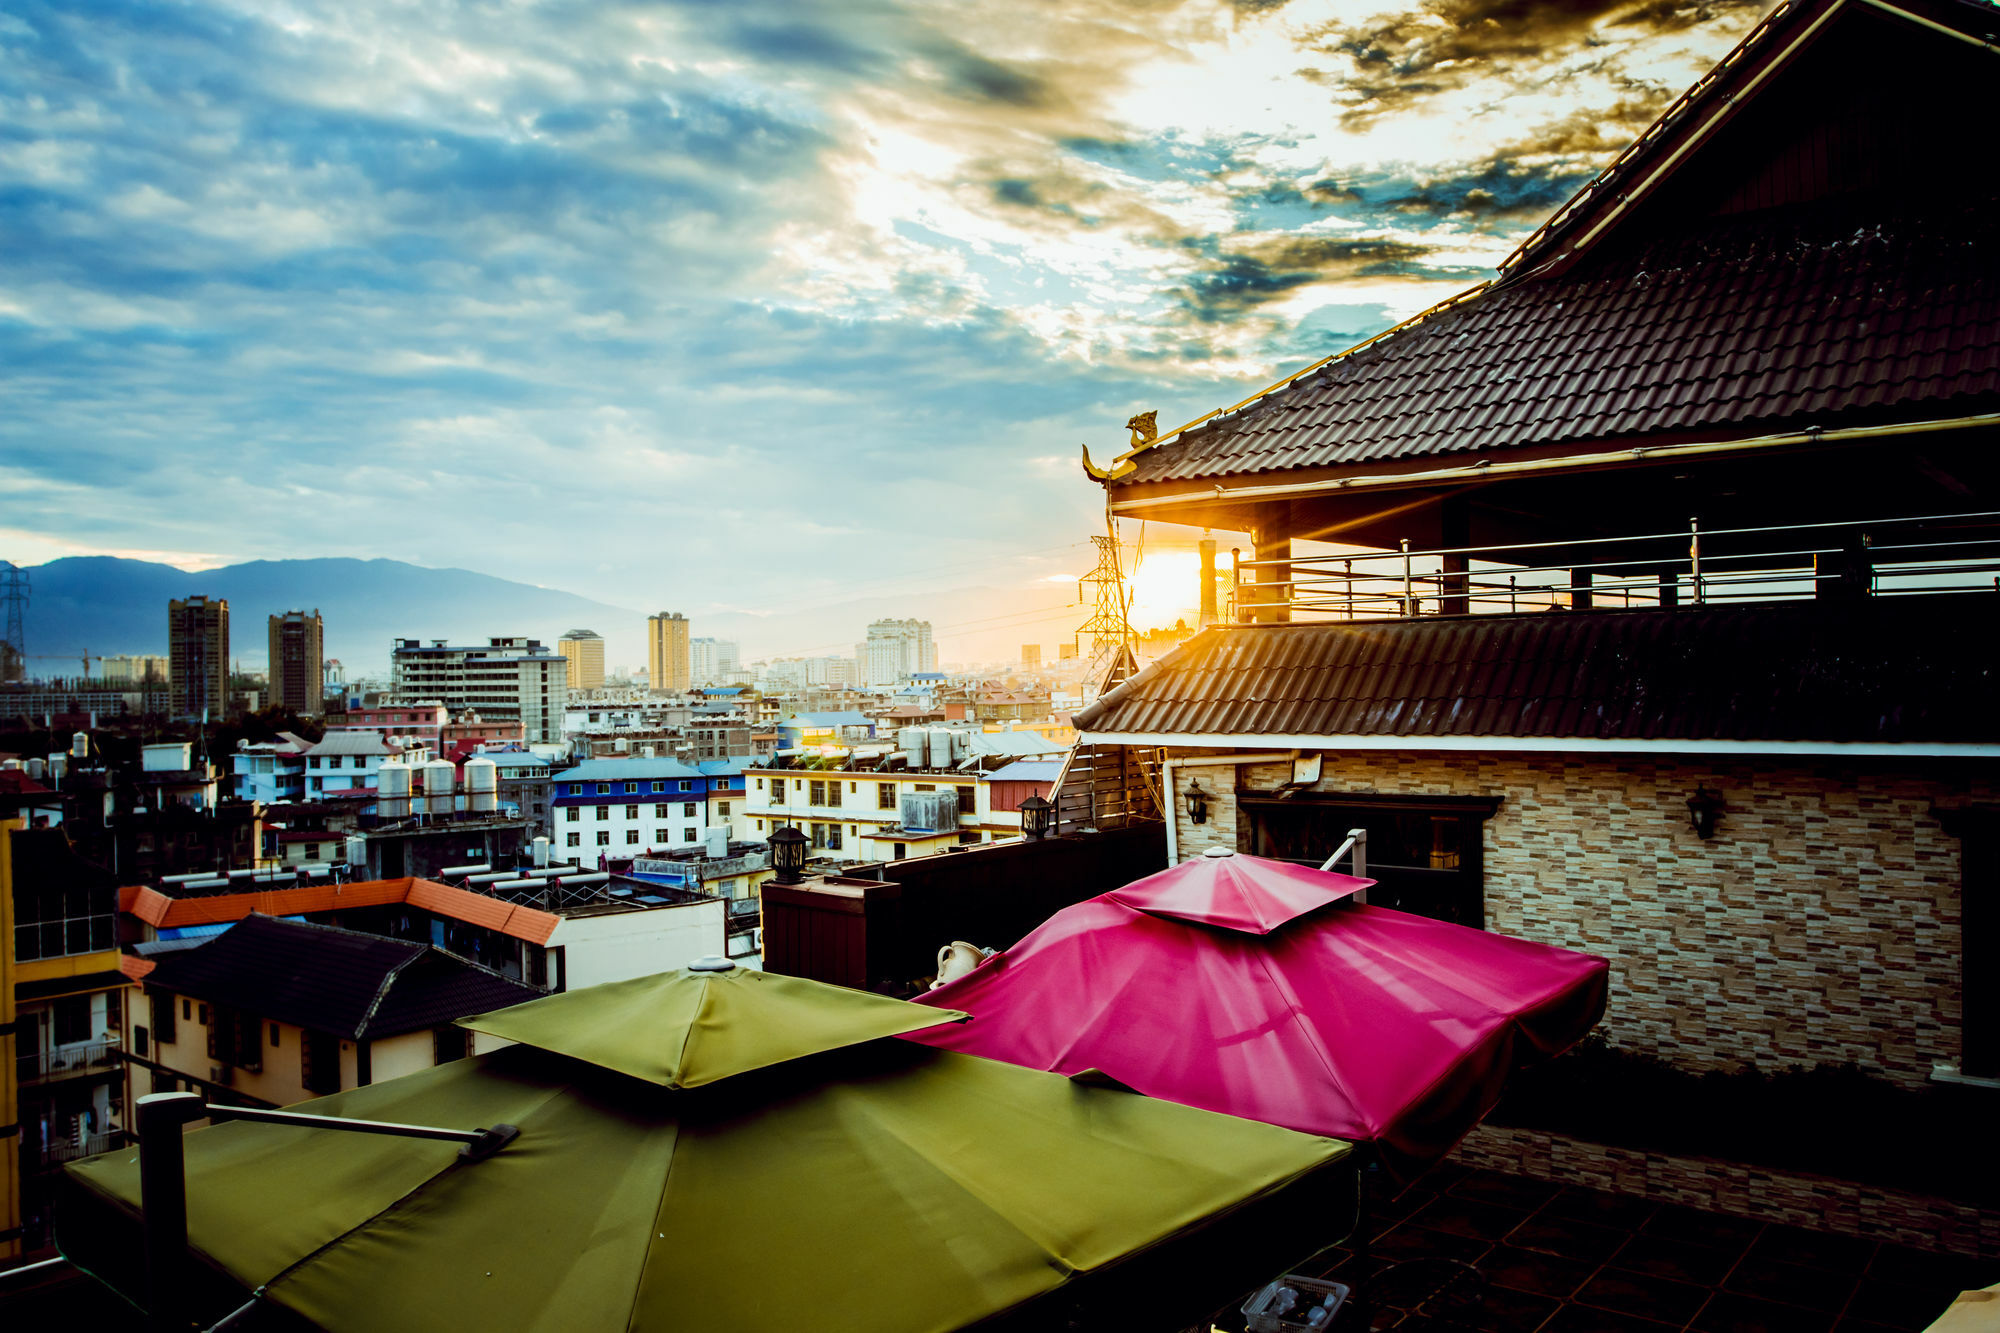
60,962,1353,1333
908,851,1608,1183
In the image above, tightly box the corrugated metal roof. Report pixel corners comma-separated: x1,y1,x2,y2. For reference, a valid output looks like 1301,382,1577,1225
1116,200,2000,488
1073,596,2000,745
550,756,706,782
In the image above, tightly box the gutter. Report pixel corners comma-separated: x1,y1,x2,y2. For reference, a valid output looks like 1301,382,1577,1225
1108,412,2000,516
1084,733,2000,760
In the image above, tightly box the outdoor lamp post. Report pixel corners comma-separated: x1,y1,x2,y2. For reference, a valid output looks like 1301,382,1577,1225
1686,786,1725,840
770,825,808,884
1183,779,1210,825
1018,794,1052,841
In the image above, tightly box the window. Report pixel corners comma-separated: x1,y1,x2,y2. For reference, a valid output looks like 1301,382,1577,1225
828,783,843,809
683,802,697,817
54,996,90,1045
893,843,907,860
566,807,580,823
756,778,764,791
652,781,665,792
770,778,785,800
153,992,177,1045
956,786,974,811
302,1029,340,1094
626,829,641,845
878,783,896,810
596,830,611,846
571,783,584,795
13,864,118,962
595,782,610,795
434,1026,472,1064
718,801,732,818
810,780,826,807
829,825,843,850
624,781,637,793
913,783,935,792
680,781,693,792
756,819,765,831
1242,792,1500,929
567,832,581,847
656,828,671,843
309,757,321,769
596,806,609,821
269,1023,282,1047
304,843,320,860
683,828,697,843
134,1026,150,1057
625,804,640,819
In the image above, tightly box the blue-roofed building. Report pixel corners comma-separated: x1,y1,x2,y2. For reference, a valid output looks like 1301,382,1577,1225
697,755,770,840
549,757,710,859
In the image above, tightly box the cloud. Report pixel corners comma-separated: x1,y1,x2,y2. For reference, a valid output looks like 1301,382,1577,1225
0,0,1762,659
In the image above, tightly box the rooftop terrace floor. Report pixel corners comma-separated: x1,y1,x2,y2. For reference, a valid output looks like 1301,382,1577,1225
1211,1163,1999,1333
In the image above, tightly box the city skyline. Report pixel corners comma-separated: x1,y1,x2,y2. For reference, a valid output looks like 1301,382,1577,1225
2,0,1762,613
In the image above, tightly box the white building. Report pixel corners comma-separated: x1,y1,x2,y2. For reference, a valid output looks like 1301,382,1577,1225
389,637,569,743
548,757,711,858
858,619,936,686
689,638,741,685
302,730,424,799
231,735,311,804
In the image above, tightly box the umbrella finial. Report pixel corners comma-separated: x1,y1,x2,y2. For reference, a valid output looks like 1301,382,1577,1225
688,956,735,973
1201,846,1236,858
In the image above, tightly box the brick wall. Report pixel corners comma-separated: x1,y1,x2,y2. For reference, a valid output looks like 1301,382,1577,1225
1168,750,1996,1086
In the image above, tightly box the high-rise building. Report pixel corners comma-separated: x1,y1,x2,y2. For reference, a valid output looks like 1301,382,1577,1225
99,654,170,683
268,609,325,714
168,595,229,720
557,629,606,692
389,637,569,742
1021,644,1042,669
689,637,741,685
860,619,936,685
647,613,691,694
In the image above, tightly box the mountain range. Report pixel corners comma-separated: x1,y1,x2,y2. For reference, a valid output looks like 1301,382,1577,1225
15,557,1083,676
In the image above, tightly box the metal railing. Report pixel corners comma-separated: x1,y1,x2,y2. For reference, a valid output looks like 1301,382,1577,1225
16,1040,121,1084
38,1131,118,1167
1227,510,2000,622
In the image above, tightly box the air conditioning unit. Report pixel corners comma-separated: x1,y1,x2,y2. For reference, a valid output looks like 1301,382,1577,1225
209,1065,234,1087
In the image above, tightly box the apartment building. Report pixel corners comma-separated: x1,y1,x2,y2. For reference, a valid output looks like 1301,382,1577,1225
266,609,324,714
646,613,690,694
556,629,605,692
389,638,568,742
857,619,935,686
548,758,709,857
167,595,228,720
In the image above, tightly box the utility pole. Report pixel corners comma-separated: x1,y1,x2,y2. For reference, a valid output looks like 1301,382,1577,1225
1076,531,1135,696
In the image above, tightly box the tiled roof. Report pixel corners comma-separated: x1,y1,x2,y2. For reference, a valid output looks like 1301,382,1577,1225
549,757,706,783
0,770,55,796
135,915,541,1040
1117,199,2000,488
125,876,563,945
304,731,398,756
1073,595,2000,746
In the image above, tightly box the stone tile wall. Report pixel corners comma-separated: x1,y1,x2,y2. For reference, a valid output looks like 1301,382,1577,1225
1456,1124,2000,1259
1167,749,1997,1086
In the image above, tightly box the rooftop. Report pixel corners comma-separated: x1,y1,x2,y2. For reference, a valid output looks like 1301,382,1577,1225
1074,595,2000,749
125,914,542,1040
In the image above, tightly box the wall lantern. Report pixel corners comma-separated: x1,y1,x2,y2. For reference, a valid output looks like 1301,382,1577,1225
1183,779,1210,825
769,825,808,884
1018,794,1053,841
1686,787,1725,840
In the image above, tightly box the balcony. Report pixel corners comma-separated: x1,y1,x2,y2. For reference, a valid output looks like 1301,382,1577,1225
36,1132,120,1168
17,1042,121,1086
1227,508,2000,623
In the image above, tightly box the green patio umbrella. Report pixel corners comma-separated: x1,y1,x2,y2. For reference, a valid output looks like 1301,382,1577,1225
60,963,1354,1333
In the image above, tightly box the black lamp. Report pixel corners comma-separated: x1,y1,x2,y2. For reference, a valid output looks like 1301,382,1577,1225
1019,794,1052,841
1686,786,1725,840
770,825,808,884
1183,778,1209,825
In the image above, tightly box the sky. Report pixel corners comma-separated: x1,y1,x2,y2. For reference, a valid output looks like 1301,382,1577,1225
0,0,1765,656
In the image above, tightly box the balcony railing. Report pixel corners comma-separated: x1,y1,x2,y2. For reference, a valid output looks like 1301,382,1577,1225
17,1041,121,1085
37,1132,119,1167
1227,509,2000,622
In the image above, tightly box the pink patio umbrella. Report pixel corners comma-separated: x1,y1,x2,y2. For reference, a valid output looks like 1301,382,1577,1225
908,850,1609,1185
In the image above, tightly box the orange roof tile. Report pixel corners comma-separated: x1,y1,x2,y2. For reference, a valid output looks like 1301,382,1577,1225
122,955,156,981
123,875,561,945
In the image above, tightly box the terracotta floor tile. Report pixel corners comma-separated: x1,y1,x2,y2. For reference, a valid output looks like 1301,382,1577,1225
1722,1256,1856,1313
1506,1215,1630,1265
1449,1171,1562,1214
1866,1243,2000,1292
1691,1290,1837,1333
1542,1187,1659,1231
1747,1225,1875,1275
1414,1196,1537,1242
1643,1204,1764,1254
1840,1279,1959,1331
1573,1268,1710,1324
1608,1232,1740,1287
1538,1303,1677,1333
1482,1246,1600,1300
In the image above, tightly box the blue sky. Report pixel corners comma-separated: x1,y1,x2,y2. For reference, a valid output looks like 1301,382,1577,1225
0,0,1761,652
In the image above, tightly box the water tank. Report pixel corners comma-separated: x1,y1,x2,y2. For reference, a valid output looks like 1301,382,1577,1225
71,731,89,759
929,729,959,767
377,760,412,818
898,727,928,768
533,836,551,868
1,759,17,772
25,757,45,780
423,759,456,815
345,835,368,868
465,757,498,814
704,826,728,858
48,754,67,782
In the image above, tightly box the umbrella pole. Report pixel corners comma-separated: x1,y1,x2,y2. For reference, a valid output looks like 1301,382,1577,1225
138,1091,209,1333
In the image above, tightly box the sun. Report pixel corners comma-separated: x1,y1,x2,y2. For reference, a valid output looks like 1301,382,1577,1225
1125,551,1202,632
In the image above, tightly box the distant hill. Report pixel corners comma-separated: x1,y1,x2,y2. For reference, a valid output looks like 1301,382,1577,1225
19,557,641,676
19,557,1089,676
